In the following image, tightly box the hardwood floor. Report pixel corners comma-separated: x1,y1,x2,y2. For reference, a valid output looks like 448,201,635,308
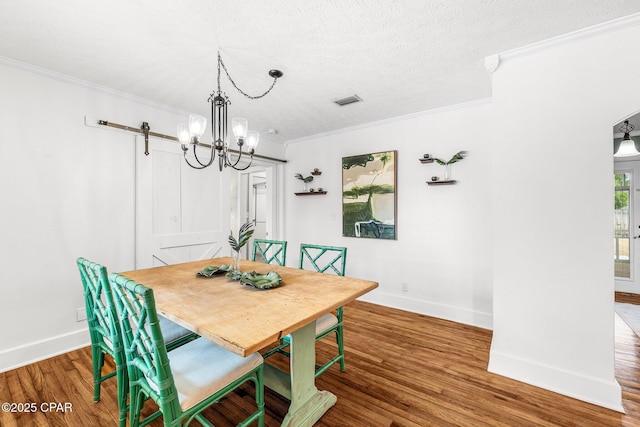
2,299,640,426
615,292,640,305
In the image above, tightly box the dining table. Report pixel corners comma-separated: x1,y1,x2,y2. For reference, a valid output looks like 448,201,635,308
119,256,378,427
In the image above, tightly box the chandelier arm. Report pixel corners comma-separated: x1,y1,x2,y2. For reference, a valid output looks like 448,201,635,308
224,146,244,169
218,54,280,100
191,144,216,168
225,148,255,171
229,154,254,171
183,151,212,170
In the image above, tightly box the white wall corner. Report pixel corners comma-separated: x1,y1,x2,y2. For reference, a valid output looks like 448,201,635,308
488,350,624,413
0,329,90,374
484,55,501,74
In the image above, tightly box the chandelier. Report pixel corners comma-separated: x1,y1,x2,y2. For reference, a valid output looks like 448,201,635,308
177,52,283,170
614,120,640,157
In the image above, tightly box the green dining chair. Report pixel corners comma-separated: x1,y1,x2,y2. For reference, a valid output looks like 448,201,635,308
77,258,198,427
264,244,348,377
109,272,264,427
77,258,128,427
252,239,288,266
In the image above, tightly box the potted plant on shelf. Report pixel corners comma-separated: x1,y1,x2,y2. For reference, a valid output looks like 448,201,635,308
433,151,466,180
295,173,314,192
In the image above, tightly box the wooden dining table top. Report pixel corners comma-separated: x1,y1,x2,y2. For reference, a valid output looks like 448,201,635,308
120,257,378,357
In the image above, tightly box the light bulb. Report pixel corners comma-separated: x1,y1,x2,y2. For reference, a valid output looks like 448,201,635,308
246,131,260,151
177,124,191,145
231,117,248,143
188,114,207,139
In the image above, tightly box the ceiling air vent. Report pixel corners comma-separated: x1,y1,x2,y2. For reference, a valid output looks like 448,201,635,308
334,95,362,106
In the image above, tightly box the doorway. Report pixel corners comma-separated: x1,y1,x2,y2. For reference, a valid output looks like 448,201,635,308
615,161,640,294
614,112,640,294
614,169,631,280
230,161,282,262
243,171,267,258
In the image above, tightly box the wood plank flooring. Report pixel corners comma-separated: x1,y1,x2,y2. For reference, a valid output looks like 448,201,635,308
1,299,640,426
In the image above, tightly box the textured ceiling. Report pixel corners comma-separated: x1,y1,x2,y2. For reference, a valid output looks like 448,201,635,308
1,1,640,144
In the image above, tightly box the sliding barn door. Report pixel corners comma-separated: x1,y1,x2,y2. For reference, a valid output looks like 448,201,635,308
135,135,230,268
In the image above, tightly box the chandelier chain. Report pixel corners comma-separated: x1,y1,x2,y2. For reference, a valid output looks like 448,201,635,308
217,52,279,100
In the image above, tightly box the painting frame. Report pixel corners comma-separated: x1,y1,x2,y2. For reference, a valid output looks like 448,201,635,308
342,150,397,240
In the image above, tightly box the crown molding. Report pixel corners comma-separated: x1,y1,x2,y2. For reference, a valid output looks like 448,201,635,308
285,97,492,146
485,12,640,73
0,55,191,116
484,55,500,74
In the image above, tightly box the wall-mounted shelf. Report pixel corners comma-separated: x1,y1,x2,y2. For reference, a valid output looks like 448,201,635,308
427,180,456,186
295,191,327,196
421,152,466,185
295,168,324,195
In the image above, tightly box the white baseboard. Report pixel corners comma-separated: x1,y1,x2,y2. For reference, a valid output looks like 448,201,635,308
358,290,493,330
0,328,90,373
488,350,624,413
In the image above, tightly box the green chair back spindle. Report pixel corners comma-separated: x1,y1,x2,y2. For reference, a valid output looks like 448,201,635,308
252,239,287,266
109,272,264,427
299,243,347,276
76,257,128,427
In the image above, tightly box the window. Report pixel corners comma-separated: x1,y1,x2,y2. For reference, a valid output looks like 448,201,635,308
615,172,631,278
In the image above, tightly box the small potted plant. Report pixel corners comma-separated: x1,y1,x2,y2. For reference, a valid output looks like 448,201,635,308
295,173,314,192
433,151,466,180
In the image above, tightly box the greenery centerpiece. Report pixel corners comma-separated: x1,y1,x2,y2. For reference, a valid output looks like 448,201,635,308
227,221,254,280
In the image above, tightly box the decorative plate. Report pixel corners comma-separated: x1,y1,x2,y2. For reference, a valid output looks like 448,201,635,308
196,265,232,277
239,271,283,290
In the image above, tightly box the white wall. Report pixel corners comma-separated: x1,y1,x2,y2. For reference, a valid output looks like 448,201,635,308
488,22,640,412
283,100,494,329
0,62,133,370
0,58,285,372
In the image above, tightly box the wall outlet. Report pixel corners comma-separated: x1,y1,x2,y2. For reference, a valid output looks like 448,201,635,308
77,307,87,322
401,282,409,293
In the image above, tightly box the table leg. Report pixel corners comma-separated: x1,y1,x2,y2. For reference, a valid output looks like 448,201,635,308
264,321,337,426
